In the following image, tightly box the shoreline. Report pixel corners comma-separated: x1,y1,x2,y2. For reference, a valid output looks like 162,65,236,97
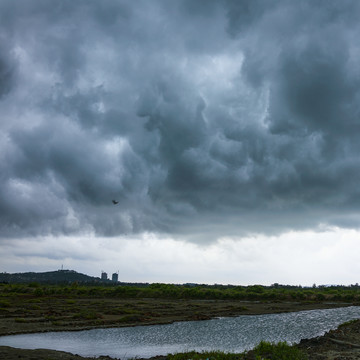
1,302,360,360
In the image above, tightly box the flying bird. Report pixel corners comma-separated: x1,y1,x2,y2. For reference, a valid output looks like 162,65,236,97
112,200,119,205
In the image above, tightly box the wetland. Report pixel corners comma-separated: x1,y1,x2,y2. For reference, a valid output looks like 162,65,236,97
1,282,360,359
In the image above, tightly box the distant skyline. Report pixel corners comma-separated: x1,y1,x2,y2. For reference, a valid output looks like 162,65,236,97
2,1,360,285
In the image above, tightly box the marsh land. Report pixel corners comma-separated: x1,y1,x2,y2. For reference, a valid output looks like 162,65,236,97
1,282,360,359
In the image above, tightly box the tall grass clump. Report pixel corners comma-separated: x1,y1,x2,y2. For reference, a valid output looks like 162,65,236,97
163,341,307,360
250,341,308,360
167,350,242,360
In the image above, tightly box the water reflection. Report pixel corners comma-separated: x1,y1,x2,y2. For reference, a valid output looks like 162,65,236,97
1,306,360,359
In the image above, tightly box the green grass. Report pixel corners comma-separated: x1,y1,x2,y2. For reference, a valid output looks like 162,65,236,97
163,341,308,360
339,319,359,328
14,318,27,323
251,341,308,360
167,350,242,359
72,309,101,320
118,314,143,322
0,300,10,307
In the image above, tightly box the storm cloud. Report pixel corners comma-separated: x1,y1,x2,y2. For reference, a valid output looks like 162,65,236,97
1,0,360,242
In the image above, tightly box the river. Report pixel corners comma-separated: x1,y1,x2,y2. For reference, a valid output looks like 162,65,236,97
1,306,360,359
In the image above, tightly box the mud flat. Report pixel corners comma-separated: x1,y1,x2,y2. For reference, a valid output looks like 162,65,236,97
0,297,353,336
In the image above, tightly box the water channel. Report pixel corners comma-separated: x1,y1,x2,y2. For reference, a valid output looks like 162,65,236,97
1,306,360,359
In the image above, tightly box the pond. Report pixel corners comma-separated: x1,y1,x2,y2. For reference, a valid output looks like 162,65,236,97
1,306,360,359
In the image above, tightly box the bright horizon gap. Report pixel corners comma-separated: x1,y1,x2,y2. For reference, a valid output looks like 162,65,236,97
2,267,359,288
2,228,360,287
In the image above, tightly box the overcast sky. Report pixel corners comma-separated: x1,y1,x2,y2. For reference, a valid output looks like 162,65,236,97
1,0,360,285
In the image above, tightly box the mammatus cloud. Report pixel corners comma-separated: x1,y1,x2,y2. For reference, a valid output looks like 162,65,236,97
1,0,360,242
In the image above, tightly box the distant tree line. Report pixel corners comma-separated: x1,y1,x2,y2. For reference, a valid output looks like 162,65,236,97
1,281,360,302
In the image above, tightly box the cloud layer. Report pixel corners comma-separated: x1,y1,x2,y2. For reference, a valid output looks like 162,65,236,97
1,0,360,242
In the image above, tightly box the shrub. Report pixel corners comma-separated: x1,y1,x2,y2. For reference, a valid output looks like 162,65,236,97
34,288,44,296
316,293,326,301
28,282,40,288
251,341,308,360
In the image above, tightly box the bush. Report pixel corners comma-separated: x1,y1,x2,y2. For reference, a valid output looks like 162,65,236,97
34,288,44,296
28,282,40,288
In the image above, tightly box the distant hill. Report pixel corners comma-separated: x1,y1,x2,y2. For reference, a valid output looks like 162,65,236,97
0,270,101,284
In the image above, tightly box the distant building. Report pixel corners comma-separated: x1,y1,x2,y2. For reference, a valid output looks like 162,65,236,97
112,273,118,282
101,271,107,281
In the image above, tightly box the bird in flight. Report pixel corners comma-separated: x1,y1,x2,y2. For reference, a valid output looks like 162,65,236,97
112,200,119,205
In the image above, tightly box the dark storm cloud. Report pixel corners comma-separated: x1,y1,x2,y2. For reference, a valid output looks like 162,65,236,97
1,0,360,241
0,41,16,99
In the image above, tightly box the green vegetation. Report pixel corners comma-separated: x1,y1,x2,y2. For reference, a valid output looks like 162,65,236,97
250,341,308,360
166,350,242,360
0,281,359,338
1,282,360,302
161,341,308,360
0,299,11,307
72,309,101,320
339,318,359,328
1,279,358,360
14,318,27,323
1,270,360,303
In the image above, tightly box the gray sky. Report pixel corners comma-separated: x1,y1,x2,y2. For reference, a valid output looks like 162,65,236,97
1,0,360,285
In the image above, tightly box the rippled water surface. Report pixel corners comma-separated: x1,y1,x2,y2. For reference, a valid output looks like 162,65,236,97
1,306,360,359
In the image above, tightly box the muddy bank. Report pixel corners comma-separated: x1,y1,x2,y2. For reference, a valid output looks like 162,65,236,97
298,319,360,360
0,346,117,360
